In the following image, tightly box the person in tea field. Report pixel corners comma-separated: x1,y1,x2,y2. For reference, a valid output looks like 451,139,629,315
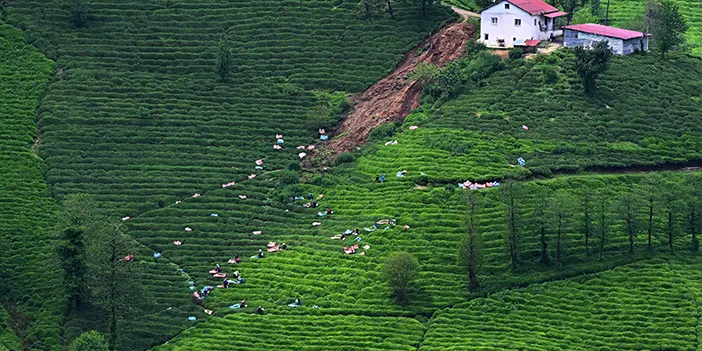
281,243,287,251
375,175,380,182
296,296,302,306
381,174,385,183
257,306,265,315
214,264,221,273
312,201,318,208
326,207,334,215
258,249,264,258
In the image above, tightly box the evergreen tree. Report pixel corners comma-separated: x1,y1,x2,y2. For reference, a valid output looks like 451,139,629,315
458,191,483,291
58,227,89,312
551,190,574,266
618,191,639,267
581,190,593,255
534,189,551,265
646,0,688,58
216,37,234,82
500,180,521,271
574,40,612,94
596,190,610,259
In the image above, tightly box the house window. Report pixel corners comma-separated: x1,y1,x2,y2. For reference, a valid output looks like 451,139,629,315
484,33,489,40
505,3,510,9
491,17,498,25
514,19,522,26
534,18,537,26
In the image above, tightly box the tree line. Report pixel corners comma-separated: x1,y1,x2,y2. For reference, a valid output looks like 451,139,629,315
56,195,144,350
458,174,702,291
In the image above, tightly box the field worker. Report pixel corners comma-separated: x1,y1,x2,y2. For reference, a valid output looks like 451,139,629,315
381,174,385,183
296,296,302,306
258,249,264,258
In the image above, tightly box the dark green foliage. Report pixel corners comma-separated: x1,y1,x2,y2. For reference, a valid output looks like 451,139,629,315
574,40,612,93
279,170,301,186
58,228,88,312
458,192,483,291
647,0,688,58
466,51,503,81
336,152,356,164
539,66,558,83
369,122,400,140
69,331,108,351
501,180,522,271
216,37,234,82
66,0,88,28
508,48,524,60
559,0,580,24
382,252,419,303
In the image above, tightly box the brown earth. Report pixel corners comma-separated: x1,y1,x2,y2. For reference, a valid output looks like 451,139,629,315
317,22,475,162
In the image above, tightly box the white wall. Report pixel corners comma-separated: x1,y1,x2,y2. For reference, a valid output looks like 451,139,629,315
480,0,541,48
564,30,625,55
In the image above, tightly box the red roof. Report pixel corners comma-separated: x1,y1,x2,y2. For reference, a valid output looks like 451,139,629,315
563,24,647,40
480,0,562,16
544,11,568,18
510,0,559,15
524,39,540,47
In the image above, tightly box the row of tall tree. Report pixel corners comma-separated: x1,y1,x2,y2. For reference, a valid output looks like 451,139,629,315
57,195,143,350
458,175,702,291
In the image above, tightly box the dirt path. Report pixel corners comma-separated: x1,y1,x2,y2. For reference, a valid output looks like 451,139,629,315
315,22,474,162
451,6,480,22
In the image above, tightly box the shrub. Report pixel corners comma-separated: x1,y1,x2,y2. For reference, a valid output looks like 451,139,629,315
278,170,300,186
369,122,399,141
336,153,355,164
382,252,419,304
508,48,524,60
540,66,558,84
69,331,108,351
467,51,503,81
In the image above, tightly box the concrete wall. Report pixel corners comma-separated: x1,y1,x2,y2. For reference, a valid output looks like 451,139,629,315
480,0,550,48
564,29,624,55
622,37,649,55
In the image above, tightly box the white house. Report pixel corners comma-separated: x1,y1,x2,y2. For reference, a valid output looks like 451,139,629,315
563,24,650,55
479,0,568,48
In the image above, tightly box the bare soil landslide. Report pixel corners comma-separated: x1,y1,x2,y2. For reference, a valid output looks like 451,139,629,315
326,22,475,157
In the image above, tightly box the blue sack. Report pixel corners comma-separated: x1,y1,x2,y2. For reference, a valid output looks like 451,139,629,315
153,253,161,258
320,135,328,141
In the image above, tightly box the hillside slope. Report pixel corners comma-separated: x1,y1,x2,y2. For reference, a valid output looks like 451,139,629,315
0,23,63,350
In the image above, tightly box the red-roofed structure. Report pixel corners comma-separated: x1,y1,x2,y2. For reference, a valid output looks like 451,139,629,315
563,23,650,55
509,0,559,15
479,0,567,48
563,24,649,40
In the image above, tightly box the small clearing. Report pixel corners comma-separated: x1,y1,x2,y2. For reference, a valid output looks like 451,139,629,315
324,22,475,158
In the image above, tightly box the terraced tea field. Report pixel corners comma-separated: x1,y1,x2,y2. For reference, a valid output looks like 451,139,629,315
3,0,702,349
608,0,702,56
420,259,700,350
416,50,702,177
152,315,425,351
0,23,63,349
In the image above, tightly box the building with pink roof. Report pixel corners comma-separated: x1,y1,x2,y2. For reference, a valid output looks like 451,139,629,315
563,24,650,55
